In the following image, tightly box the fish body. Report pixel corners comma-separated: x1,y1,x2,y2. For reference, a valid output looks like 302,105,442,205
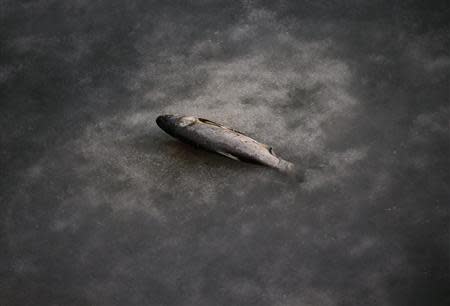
156,115,295,174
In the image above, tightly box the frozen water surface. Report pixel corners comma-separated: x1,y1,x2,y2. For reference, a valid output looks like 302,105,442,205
1,1,449,305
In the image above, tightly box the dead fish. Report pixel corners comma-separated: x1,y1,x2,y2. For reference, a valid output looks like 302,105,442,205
156,114,295,174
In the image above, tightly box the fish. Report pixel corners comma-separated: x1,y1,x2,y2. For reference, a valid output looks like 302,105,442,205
156,114,296,174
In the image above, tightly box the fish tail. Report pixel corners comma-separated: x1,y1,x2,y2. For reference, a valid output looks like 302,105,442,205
276,159,305,182
276,158,295,174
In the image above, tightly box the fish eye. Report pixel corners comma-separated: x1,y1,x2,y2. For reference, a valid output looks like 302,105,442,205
178,116,196,127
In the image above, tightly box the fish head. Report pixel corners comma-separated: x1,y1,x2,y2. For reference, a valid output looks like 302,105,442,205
156,114,197,134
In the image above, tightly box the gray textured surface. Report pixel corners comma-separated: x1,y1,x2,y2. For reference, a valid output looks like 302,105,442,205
1,1,449,305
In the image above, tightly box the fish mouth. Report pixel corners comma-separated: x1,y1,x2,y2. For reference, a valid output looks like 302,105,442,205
156,114,177,130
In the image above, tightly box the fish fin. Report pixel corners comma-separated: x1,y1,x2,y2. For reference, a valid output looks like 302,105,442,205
226,127,249,136
260,144,277,156
198,118,249,136
217,150,241,161
198,118,225,128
